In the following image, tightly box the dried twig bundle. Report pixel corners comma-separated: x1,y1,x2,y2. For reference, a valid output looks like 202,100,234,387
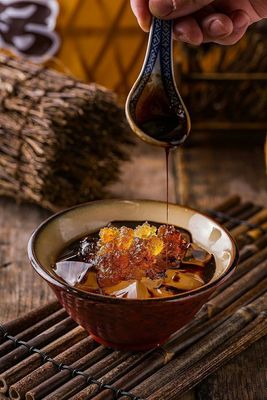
0,55,132,211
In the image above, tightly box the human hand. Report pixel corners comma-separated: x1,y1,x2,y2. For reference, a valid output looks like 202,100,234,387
130,0,267,45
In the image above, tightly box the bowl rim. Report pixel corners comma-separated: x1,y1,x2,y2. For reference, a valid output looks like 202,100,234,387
28,199,239,304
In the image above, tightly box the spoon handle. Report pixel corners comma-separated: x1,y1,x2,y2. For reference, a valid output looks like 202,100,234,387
159,20,181,110
130,18,173,110
146,19,179,107
143,18,173,78
159,19,174,75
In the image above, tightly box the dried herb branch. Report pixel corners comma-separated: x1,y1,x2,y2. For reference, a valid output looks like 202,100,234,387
0,55,132,211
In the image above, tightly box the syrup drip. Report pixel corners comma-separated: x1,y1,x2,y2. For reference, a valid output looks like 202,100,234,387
165,147,170,268
165,147,170,225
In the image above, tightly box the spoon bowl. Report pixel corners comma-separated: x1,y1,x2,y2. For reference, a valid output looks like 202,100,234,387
126,18,191,148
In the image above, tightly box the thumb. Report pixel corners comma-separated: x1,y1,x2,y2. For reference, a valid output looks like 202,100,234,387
149,0,215,19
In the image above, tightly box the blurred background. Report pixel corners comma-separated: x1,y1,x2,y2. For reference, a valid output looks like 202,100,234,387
51,0,267,142
0,0,267,211
53,0,266,144
0,4,266,395
1,0,266,141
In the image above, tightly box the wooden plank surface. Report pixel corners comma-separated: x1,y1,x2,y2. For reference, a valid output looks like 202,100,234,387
174,142,267,208
173,139,267,400
0,137,266,400
196,339,267,400
109,140,176,203
0,199,52,322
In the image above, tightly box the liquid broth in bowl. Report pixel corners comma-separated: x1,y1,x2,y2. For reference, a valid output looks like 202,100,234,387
53,222,216,299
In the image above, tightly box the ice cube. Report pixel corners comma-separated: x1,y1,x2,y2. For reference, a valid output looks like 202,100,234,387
54,261,91,286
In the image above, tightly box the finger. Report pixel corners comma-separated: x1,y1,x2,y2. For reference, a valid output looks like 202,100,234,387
213,0,262,23
211,10,251,45
173,16,203,45
204,10,251,45
149,0,215,19
200,12,234,42
131,0,151,31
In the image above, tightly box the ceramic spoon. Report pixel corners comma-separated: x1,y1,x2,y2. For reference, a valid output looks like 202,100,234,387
126,18,191,148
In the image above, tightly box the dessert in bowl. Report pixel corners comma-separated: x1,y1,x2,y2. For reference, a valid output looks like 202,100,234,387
28,200,238,351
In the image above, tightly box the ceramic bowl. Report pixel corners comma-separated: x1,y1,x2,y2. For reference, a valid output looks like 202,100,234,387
28,200,238,351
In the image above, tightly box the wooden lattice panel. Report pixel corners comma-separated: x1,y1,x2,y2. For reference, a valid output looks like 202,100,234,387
51,0,147,95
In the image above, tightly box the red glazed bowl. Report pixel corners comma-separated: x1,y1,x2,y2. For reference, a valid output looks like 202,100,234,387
28,200,238,351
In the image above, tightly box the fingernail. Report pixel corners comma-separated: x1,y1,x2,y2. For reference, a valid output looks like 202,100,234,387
149,0,174,17
208,19,229,36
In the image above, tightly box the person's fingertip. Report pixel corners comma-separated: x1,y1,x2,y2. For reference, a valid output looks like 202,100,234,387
139,16,152,32
146,14,153,31
130,0,141,19
174,28,203,45
173,17,203,45
231,9,251,29
131,0,151,31
174,27,203,45
174,30,189,43
174,33,203,45
210,10,250,45
200,13,234,41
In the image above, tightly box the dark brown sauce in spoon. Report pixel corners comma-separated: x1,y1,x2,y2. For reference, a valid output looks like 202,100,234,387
134,76,189,147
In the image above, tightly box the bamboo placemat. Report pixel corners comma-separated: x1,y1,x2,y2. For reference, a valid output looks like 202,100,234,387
0,196,266,400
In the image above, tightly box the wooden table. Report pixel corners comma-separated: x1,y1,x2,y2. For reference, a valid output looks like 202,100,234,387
0,138,266,400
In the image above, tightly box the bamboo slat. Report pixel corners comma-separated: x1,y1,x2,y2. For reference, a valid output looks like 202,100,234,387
0,197,266,400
